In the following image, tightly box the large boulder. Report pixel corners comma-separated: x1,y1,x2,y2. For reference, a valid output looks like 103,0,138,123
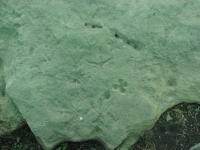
1,0,200,149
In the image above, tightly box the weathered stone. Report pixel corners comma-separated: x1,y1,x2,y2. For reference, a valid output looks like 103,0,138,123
0,95,24,135
1,0,200,150
0,59,24,135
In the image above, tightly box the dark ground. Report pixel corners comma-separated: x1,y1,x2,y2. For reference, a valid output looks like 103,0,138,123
0,102,200,150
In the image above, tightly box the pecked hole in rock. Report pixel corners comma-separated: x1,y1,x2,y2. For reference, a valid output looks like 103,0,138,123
110,28,145,50
85,22,103,29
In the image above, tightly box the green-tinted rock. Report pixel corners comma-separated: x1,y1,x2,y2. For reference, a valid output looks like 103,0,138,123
0,59,24,135
1,0,200,149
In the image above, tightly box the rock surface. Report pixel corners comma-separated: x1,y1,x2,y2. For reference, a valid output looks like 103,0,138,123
1,0,200,149
0,57,24,135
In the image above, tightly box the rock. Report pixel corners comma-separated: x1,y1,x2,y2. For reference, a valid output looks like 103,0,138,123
0,58,24,135
190,143,200,150
0,95,24,135
1,0,200,149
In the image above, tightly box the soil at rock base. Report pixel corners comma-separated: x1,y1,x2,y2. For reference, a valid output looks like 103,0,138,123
0,102,200,150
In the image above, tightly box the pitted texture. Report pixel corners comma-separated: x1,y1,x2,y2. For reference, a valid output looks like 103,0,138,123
1,0,200,149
